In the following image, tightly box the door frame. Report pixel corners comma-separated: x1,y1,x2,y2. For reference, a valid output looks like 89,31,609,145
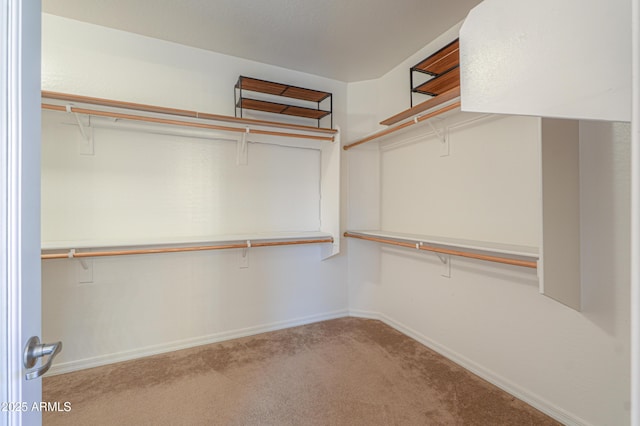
632,1,640,424
1,0,42,424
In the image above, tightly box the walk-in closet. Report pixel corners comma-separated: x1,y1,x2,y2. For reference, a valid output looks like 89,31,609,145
1,0,636,425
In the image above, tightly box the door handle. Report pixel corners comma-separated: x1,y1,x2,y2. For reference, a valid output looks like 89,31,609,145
23,336,62,380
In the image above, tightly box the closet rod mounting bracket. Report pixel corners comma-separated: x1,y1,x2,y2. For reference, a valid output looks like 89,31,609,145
418,242,447,264
239,240,250,268
426,118,449,157
66,104,94,155
67,248,89,270
236,128,249,165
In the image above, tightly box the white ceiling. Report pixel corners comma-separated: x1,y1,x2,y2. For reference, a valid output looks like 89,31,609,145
42,0,481,82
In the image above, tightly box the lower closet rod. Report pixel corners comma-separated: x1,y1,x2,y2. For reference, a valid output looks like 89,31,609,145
344,232,537,269
41,238,334,260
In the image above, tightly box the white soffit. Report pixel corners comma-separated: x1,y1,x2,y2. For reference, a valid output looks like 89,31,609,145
42,0,481,82
460,0,631,122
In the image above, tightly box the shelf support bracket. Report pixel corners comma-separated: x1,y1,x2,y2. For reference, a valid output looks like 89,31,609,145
236,127,249,165
439,253,451,278
77,258,89,270
434,252,448,264
239,240,250,268
76,257,93,284
419,243,451,277
66,104,94,155
427,118,449,157
67,248,89,270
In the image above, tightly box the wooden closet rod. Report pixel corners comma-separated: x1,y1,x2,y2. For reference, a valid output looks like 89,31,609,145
344,232,537,269
42,91,337,136
343,101,461,151
41,237,334,260
41,104,335,142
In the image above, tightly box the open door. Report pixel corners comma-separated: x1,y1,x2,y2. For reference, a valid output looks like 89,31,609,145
1,1,57,425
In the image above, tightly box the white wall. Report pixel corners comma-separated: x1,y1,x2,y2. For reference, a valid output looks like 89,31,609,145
41,112,322,243
42,16,343,123
346,27,631,426
379,113,540,246
41,14,348,372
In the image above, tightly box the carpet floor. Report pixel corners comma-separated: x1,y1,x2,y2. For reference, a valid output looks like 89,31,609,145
43,317,560,425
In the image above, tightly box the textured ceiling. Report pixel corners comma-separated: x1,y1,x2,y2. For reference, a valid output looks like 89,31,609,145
42,0,481,82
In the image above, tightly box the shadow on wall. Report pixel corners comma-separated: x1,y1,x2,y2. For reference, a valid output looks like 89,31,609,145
579,121,631,337
379,245,539,289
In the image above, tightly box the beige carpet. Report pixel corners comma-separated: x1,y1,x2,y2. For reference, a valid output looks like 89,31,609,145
43,317,560,425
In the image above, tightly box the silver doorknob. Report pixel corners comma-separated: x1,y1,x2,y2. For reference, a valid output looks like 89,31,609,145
23,336,62,380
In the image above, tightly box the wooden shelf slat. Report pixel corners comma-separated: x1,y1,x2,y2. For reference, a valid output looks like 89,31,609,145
237,76,330,103
240,98,330,120
240,98,288,114
281,86,331,103
237,77,289,96
413,39,460,76
282,106,330,120
381,87,460,126
413,67,460,96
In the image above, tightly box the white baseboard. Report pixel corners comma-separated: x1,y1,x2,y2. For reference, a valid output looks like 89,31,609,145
349,309,591,426
48,309,349,376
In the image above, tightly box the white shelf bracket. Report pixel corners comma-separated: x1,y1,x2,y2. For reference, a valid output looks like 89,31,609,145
427,119,449,157
76,258,93,283
239,240,250,268
418,242,448,264
440,254,451,278
236,127,249,165
77,258,89,270
68,248,93,281
435,253,448,264
419,242,451,277
66,104,94,155
67,248,89,270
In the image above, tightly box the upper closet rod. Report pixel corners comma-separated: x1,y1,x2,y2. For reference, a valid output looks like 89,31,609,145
42,104,334,142
344,232,537,269
41,237,334,260
42,91,337,136
343,101,460,150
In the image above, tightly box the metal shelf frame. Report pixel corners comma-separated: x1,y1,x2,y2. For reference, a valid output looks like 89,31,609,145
410,38,460,107
235,76,333,129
